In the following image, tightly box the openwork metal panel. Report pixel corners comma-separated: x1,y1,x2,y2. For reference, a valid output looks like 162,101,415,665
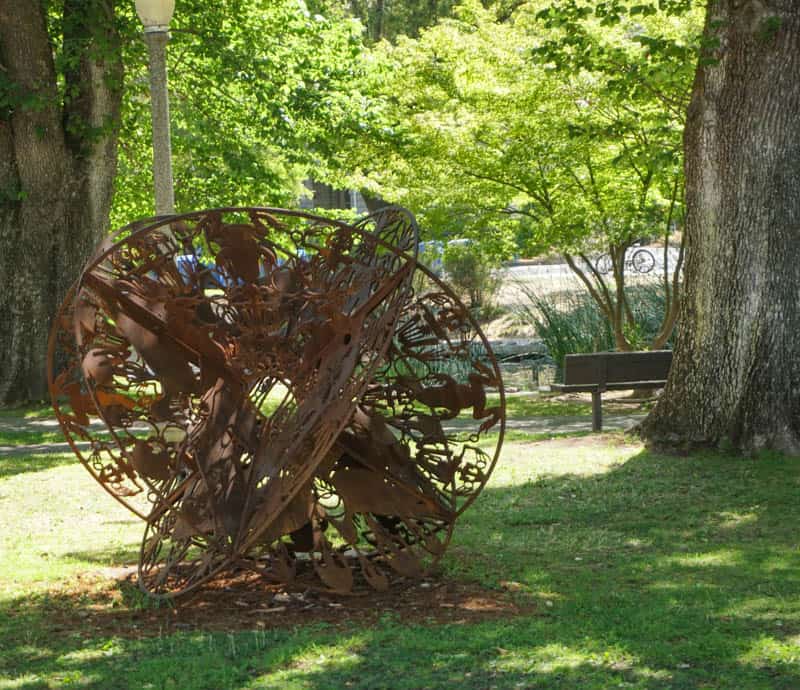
48,207,505,598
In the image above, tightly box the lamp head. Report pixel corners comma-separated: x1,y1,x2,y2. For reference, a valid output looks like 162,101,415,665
135,0,175,31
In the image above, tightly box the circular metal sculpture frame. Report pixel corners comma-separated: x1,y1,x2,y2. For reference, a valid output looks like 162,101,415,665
48,207,505,599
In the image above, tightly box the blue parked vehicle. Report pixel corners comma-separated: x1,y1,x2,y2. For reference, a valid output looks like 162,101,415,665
417,240,444,275
417,238,476,276
175,246,239,289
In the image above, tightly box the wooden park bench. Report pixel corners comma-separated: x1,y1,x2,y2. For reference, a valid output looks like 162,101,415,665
550,350,673,432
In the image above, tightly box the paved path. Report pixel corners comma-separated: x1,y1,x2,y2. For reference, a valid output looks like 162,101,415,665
0,413,645,457
0,440,85,457
0,416,144,457
0,417,102,433
442,414,644,436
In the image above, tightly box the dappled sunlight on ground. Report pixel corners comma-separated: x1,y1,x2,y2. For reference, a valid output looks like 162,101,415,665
660,548,745,568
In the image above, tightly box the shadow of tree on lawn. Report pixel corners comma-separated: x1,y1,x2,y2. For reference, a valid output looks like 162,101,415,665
0,451,74,480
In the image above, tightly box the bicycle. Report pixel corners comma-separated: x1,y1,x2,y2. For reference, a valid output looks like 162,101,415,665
595,246,655,275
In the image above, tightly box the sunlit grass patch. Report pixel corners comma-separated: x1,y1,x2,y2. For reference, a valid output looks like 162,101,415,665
715,510,759,530
662,549,745,568
0,429,67,446
739,635,800,671
0,456,140,597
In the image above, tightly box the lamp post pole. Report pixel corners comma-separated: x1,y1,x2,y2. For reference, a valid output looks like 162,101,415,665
144,29,174,216
136,0,176,217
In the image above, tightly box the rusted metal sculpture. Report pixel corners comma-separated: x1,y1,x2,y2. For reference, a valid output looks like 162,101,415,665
48,207,505,598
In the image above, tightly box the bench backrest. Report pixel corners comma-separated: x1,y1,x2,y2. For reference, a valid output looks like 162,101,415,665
563,350,672,386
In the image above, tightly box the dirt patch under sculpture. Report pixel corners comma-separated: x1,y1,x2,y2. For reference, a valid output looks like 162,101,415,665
20,569,535,640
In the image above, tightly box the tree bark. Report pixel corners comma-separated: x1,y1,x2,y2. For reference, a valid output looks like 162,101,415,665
373,0,385,42
640,0,800,453
0,1,122,404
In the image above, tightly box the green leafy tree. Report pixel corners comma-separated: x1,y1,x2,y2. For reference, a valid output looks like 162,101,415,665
442,242,499,310
113,0,365,226
525,1,800,453
333,0,700,350
641,1,800,452
347,0,458,42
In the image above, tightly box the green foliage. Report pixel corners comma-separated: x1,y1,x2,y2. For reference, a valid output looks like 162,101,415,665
348,0,459,41
9,1,370,229
516,289,615,374
442,242,499,308
112,0,367,226
321,0,695,353
623,280,671,348
331,0,701,259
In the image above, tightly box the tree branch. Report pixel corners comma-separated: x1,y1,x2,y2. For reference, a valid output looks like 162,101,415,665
458,167,538,199
565,252,613,321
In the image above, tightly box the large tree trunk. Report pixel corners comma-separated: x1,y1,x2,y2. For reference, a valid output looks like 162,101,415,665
0,1,122,404
640,1,800,453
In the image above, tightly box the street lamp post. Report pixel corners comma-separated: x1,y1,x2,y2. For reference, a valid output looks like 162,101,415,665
135,0,176,217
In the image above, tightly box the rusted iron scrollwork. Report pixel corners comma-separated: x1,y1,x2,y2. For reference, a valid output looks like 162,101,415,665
47,206,505,598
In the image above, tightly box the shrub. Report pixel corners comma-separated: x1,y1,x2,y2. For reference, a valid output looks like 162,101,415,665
442,242,500,310
417,240,444,276
624,281,670,349
515,289,614,379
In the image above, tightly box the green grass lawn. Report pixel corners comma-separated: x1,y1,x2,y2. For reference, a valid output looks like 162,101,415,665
3,418,800,688
0,403,60,420
0,429,69,446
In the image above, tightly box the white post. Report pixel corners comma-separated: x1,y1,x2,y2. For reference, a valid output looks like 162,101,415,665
135,0,176,217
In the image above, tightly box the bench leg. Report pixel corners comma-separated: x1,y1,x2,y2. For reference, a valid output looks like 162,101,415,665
591,391,602,432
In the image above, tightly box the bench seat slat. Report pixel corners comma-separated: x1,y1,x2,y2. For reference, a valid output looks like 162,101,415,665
551,380,666,393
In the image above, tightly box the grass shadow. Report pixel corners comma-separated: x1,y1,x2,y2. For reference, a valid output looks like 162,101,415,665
440,447,800,686
0,403,56,419
61,544,142,567
0,452,74,480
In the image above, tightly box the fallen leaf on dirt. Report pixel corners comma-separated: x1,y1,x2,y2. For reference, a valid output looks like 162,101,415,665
248,607,287,615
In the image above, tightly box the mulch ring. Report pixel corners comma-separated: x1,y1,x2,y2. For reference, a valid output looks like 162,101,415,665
20,568,536,640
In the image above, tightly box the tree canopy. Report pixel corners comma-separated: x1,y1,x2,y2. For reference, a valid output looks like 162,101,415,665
325,0,701,348
112,0,365,226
